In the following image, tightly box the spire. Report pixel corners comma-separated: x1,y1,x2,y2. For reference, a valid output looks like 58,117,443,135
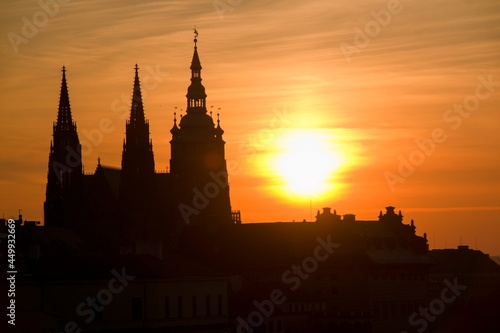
120,63,155,179
191,35,201,72
56,66,74,131
186,30,207,112
130,64,145,126
169,33,233,225
44,66,83,228
215,111,224,138
170,111,180,135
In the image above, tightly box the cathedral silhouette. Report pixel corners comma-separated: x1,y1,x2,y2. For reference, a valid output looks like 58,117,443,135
44,36,233,253
8,35,498,333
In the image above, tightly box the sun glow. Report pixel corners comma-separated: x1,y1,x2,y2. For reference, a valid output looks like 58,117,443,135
270,129,345,200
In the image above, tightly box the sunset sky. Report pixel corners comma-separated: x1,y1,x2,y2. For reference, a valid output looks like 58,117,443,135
1,0,499,254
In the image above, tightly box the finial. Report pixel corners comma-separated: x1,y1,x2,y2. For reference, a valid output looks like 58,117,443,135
217,113,220,123
134,64,139,74
193,28,198,46
62,66,66,74
97,157,101,166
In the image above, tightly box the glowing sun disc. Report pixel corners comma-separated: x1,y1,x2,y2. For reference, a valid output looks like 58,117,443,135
271,130,343,199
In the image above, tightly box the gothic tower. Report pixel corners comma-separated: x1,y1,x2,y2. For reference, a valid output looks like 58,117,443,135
170,35,233,225
120,65,158,241
44,67,83,227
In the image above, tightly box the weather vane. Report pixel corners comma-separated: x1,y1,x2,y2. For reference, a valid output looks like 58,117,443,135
193,28,199,46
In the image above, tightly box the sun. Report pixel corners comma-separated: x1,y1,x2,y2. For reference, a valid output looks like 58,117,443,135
270,129,344,199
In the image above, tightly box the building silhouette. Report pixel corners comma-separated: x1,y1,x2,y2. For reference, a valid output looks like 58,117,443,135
170,36,232,226
43,36,233,253
15,34,497,333
43,66,83,229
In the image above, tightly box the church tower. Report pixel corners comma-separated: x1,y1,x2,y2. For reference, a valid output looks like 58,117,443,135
120,65,158,240
170,34,233,225
44,67,83,227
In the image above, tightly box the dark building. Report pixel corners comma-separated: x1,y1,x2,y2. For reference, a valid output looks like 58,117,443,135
427,247,500,332
178,206,432,333
119,64,164,250
43,37,233,253
33,35,500,333
43,66,83,229
170,36,232,226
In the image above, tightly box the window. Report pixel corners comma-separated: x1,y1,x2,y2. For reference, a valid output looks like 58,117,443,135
192,296,197,317
178,296,183,318
206,295,211,316
382,302,388,318
373,303,380,319
132,297,143,320
165,297,170,318
217,294,223,315
400,301,407,317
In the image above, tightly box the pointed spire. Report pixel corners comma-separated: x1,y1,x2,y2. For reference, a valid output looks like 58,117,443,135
191,43,202,71
215,110,224,138
191,28,200,71
170,111,180,135
186,31,207,112
130,64,145,126
56,66,74,131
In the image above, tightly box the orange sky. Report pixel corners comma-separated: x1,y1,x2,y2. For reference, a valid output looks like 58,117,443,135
1,0,500,255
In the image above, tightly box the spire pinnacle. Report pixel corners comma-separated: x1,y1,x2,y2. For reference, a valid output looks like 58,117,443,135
170,111,180,135
186,32,206,111
130,64,145,126
56,66,74,131
215,110,224,138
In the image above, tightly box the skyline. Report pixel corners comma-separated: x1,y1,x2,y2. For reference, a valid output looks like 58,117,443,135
1,0,500,254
